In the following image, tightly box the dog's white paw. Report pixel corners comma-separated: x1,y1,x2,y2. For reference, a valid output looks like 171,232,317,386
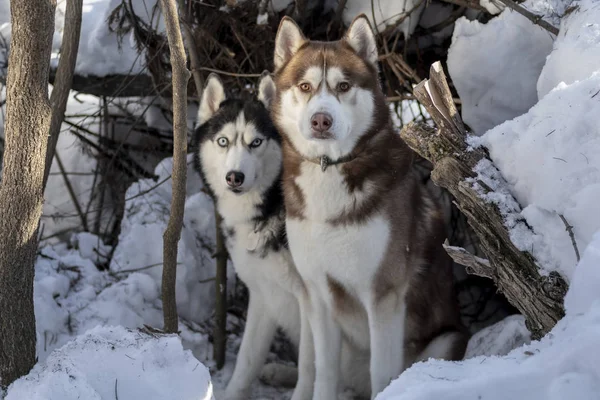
259,362,298,388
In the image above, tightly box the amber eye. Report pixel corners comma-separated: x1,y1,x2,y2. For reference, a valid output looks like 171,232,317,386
299,83,312,92
338,82,351,92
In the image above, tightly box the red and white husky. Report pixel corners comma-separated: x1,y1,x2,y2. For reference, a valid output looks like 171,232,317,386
271,14,468,399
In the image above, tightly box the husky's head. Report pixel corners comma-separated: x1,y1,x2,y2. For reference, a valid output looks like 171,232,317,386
271,14,387,160
193,72,281,199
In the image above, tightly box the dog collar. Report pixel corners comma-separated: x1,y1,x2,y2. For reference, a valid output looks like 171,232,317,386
312,154,355,172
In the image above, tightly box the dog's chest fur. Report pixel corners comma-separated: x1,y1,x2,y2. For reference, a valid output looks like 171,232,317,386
285,160,392,312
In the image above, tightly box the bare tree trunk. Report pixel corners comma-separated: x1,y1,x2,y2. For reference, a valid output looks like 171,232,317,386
400,62,567,339
42,0,83,189
159,0,190,334
0,0,56,388
175,0,229,368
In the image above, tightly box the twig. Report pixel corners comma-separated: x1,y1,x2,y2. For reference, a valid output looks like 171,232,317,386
114,378,119,400
113,262,180,275
495,0,559,35
559,214,580,262
55,151,89,231
197,67,261,78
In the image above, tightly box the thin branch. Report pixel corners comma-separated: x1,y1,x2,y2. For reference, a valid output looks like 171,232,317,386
54,151,89,231
559,214,580,262
495,0,559,35
43,0,83,188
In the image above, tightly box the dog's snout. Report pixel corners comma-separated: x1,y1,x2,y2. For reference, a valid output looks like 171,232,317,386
226,171,245,188
310,112,333,133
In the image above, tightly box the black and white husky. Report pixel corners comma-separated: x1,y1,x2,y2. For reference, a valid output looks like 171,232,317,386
193,73,312,400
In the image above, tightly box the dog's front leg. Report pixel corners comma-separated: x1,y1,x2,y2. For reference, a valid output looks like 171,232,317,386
309,292,342,400
368,294,407,399
291,294,315,400
225,294,277,400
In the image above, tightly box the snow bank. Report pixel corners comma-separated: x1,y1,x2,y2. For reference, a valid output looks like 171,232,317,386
73,0,161,76
447,2,554,134
6,326,214,400
471,70,600,279
376,229,600,400
537,0,600,98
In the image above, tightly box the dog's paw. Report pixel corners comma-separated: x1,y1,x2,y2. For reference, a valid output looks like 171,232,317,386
259,362,298,388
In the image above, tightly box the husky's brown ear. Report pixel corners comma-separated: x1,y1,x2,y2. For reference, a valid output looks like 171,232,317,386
274,17,306,72
257,70,276,109
197,73,226,127
344,14,378,69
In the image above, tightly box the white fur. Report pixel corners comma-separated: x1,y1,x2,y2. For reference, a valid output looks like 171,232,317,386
344,16,379,68
257,72,276,108
277,66,375,160
197,74,226,127
286,161,403,399
274,17,306,71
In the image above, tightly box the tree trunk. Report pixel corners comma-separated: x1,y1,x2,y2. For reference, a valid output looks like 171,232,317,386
159,0,190,334
0,0,56,388
400,62,567,339
42,0,84,189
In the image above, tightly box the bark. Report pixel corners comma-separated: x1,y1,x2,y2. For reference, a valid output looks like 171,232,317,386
159,0,190,334
42,0,83,188
400,62,567,339
0,0,56,388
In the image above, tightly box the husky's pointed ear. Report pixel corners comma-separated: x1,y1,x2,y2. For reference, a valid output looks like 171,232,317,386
274,17,306,72
344,14,378,68
197,73,226,126
257,70,276,109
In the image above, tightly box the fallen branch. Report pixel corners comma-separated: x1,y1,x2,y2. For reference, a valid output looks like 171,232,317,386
400,61,567,338
495,0,559,35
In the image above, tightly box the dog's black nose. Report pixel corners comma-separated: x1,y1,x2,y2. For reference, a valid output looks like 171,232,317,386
310,112,333,133
226,171,245,188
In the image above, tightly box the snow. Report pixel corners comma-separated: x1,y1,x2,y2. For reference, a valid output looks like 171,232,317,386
537,0,600,99
447,3,554,134
342,0,425,38
470,70,600,278
465,314,530,358
6,326,214,400
0,0,159,77
376,229,600,400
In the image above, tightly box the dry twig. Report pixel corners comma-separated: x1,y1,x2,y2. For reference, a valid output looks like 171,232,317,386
559,214,580,262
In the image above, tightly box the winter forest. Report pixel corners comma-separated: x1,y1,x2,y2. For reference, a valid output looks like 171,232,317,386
0,0,599,398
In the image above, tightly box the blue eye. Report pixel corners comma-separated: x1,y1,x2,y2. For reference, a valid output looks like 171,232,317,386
217,137,229,147
250,138,263,148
